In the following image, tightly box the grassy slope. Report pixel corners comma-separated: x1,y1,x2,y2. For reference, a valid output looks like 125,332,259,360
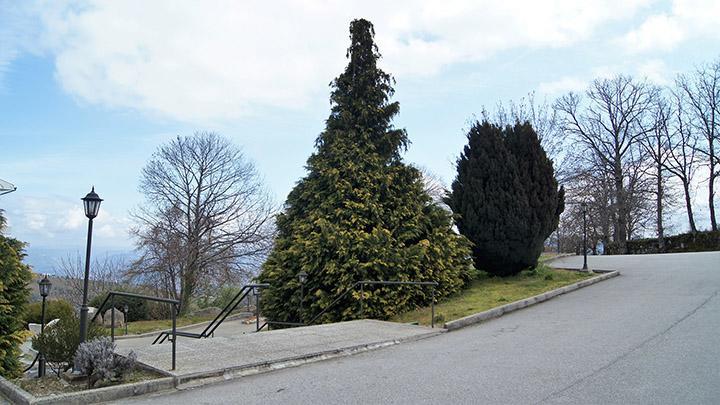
392,265,592,326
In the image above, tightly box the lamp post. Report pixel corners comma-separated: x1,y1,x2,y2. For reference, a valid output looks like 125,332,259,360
123,304,129,336
79,187,102,344
37,274,52,378
581,202,588,271
297,271,308,323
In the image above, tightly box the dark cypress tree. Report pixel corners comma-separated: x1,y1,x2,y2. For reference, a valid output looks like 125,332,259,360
447,121,564,276
259,19,474,324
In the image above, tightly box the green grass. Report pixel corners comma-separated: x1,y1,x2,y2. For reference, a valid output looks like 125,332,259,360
106,314,218,335
391,265,593,326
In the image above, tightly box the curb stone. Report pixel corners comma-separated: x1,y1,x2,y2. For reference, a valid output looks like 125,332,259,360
443,269,620,331
0,375,175,405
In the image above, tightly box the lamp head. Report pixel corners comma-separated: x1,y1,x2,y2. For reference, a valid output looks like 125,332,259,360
82,186,103,219
38,274,52,298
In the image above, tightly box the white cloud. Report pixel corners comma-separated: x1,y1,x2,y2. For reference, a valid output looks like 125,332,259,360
537,76,588,95
636,59,670,85
6,195,132,247
621,0,720,53
21,0,652,122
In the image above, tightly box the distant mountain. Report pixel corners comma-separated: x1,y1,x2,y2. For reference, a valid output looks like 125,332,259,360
23,246,136,275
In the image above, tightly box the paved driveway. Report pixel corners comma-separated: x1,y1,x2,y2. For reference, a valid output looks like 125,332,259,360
122,252,720,404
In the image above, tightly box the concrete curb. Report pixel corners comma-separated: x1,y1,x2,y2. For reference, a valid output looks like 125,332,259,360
540,253,574,264
114,312,254,340
443,270,620,331
173,328,446,388
0,375,175,405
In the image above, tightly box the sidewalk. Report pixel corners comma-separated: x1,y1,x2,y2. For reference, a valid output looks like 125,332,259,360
115,319,442,385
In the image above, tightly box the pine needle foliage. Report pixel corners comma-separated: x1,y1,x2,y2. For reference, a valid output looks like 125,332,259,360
0,211,32,378
447,121,564,276
259,19,474,324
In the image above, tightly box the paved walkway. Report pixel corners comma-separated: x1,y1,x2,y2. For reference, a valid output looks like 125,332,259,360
116,320,441,381
120,252,720,404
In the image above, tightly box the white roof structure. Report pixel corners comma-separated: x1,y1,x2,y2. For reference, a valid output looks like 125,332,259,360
0,178,16,196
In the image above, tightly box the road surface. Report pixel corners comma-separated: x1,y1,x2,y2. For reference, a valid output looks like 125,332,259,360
121,252,720,404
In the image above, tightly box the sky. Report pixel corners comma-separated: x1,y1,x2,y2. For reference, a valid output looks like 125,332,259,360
1,0,719,271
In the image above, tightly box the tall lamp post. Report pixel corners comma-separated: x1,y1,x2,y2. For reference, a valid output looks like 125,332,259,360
297,271,308,323
581,202,588,271
37,274,52,378
79,187,102,344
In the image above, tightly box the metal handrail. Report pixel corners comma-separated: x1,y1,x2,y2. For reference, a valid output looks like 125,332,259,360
91,291,179,370
151,282,270,343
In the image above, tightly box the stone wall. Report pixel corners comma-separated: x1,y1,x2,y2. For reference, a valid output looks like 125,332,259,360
606,231,720,255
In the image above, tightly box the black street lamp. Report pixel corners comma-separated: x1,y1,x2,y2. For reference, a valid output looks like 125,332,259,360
37,274,52,378
581,202,589,271
79,187,102,344
297,271,308,323
123,304,129,336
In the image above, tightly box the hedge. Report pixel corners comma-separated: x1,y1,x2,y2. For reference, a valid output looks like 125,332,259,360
606,231,720,255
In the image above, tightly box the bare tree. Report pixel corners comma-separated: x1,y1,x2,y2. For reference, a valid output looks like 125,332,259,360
555,75,659,252
664,91,700,233
639,98,673,249
484,92,569,178
131,132,276,313
676,59,720,231
55,253,126,306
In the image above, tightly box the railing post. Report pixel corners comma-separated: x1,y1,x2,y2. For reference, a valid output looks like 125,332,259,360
431,287,435,329
255,289,260,332
171,303,176,371
360,283,364,318
111,294,115,342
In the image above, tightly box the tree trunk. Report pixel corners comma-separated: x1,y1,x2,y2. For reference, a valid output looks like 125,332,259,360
614,160,628,253
710,161,717,231
683,181,698,233
656,161,665,252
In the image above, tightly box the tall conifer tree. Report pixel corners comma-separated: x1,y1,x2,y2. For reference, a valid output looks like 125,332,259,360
447,121,564,276
259,19,474,323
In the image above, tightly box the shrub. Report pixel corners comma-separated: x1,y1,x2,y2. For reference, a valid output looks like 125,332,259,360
447,121,564,276
22,299,75,327
0,231,33,378
32,313,107,373
74,337,136,388
259,19,474,325
211,286,242,310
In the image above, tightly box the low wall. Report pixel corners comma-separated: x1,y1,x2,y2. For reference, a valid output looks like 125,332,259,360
606,231,720,255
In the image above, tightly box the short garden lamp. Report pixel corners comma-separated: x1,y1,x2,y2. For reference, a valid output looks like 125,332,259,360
297,271,308,323
124,304,129,335
79,187,103,346
37,274,52,378
581,202,588,271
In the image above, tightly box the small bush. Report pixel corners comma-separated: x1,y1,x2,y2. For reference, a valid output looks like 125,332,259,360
74,337,136,388
90,292,149,322
211,286,242,310
22,299,75,327
32,313,107,374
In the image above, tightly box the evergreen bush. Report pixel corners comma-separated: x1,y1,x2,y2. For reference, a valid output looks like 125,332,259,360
0,215,32,378
447,121,564,276
259,19,475,324
22,299,75,327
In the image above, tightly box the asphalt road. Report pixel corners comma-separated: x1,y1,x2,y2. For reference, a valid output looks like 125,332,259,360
121,252,720,404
